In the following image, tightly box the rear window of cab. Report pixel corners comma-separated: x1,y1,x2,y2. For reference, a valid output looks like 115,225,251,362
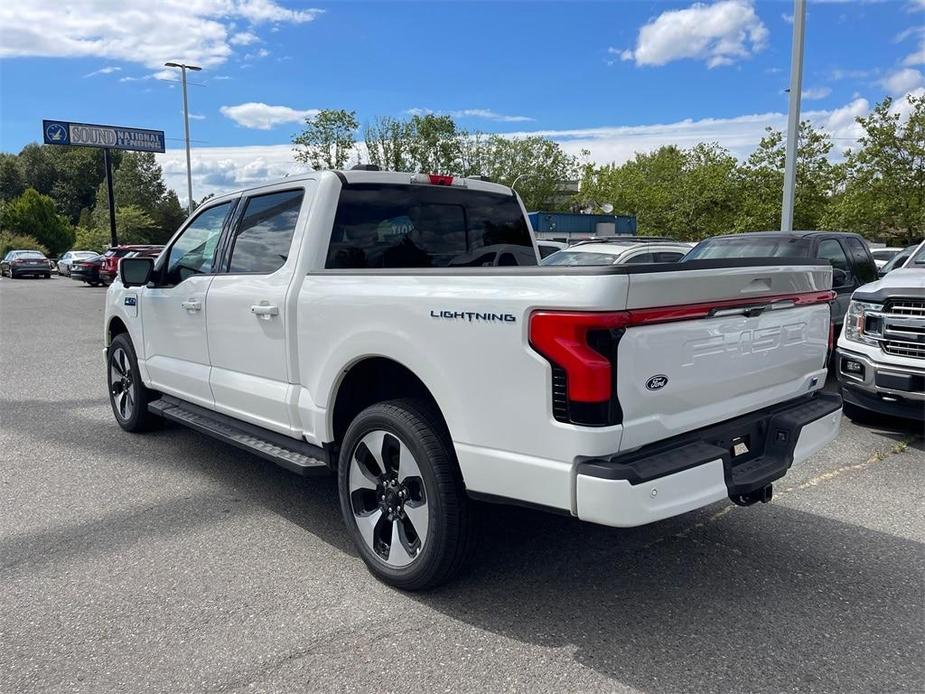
326,184,536,269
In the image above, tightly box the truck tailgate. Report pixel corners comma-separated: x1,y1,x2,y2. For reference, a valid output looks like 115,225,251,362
616,263,833,452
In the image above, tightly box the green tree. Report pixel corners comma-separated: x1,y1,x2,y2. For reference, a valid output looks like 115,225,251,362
0,154,25,202
406,114,461,174
0,231,48,257
365,116,413,172
1,188,74,255
113,152,167,210
821,94,925,244
72,226,111,253
91,203,156,244
734,122,838,232
150,190,186,243
481,135,579,212
292,109,359,170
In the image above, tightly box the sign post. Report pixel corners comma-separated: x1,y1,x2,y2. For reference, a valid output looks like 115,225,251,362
42,119,166,247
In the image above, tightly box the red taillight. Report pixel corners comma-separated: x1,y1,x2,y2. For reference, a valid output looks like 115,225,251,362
428,174,454,186
530,312,629,402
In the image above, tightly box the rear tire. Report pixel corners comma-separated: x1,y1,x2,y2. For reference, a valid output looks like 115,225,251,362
338,398,475,590
107,333,161,432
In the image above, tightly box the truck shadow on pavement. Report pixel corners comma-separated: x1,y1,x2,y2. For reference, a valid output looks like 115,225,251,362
414,500,925,693
4,397,923,692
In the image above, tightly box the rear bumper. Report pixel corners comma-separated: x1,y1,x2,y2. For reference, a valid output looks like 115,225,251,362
575,392,842,528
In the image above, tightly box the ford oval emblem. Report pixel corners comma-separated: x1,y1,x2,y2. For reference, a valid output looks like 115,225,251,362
646,374,668,391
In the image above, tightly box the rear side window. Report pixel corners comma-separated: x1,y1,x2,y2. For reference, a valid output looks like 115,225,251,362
326,184,535,269
844,237,877,284
684,237,812,260
653,251,685,263
623,252,655,264
228,190,304,274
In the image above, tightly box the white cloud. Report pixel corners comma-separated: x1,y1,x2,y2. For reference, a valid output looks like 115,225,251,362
188,113,207,120
159,94,925,205
213,75,232,80
84,66,121,77
230,31,260,46
244,48,270,60
220,102,318,129
405,107,533,122
0,1,322,75
881,68,925,94
618,0,769,68
802,86,832,100
157,144,309,204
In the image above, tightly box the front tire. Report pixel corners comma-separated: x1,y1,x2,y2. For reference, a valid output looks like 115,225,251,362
338,399,475,590
107,334,161,432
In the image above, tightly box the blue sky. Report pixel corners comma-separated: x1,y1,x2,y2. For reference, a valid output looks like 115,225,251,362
1,0,923,201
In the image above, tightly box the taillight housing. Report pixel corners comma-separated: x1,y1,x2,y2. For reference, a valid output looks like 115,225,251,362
529,311,628,427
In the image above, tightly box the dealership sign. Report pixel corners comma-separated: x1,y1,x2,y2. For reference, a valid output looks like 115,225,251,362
42,119,165,153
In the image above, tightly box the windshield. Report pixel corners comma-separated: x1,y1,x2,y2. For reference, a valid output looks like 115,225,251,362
909,242,925,266
14,251,46,259
74,252,98,259
683,237,812,260
880,245,918,273
541,251,620,266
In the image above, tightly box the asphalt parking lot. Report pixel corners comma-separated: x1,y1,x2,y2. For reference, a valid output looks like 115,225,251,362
1,276,922,694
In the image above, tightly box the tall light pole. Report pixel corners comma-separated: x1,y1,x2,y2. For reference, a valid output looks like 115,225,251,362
781,0,806,232
165,61,201,214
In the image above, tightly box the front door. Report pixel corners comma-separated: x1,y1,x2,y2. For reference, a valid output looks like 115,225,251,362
142,200,236,407
206,186,309,435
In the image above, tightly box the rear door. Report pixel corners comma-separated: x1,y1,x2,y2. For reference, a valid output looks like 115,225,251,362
206,185,312,435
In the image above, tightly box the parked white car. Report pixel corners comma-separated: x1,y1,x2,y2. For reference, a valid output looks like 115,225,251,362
104,169,841,589
837,240,925,421
57,250,100,276
870,247,903,270
541,240,692,266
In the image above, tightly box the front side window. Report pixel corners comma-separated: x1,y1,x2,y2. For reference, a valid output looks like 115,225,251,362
326,184,534,269
817,239,850,272
164,202,232,285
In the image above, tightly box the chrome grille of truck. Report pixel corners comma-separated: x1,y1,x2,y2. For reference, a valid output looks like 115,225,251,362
880,298,925,359
885,299,925,317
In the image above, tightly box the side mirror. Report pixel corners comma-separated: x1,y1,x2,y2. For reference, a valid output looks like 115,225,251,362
832,268,851,288
120,257,154,287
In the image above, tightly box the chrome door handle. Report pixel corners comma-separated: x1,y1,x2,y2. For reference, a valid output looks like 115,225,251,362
181,299,202,312
251,303,279,318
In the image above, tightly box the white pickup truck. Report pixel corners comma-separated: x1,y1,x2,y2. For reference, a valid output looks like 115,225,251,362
105,169,842,589
836,240,925,421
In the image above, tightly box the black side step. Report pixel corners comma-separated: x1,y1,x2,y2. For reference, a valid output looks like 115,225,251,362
149,396,330,475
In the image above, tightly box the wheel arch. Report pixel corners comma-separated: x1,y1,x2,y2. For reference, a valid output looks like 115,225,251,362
107,316,129,346
330,355,453,455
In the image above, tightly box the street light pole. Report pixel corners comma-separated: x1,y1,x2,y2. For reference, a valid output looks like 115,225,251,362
781,0,806,232
165,61,202,215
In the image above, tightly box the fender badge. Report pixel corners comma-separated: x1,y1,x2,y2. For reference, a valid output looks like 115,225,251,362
646,374,668,391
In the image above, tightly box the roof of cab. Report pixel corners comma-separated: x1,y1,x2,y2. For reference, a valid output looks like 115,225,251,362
706,230,864,240
200,169,515,206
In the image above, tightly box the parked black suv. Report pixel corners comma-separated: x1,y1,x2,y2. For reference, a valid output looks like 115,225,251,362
683,231,878,330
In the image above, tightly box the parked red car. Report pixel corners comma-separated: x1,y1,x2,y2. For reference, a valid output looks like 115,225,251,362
99,245,164,285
